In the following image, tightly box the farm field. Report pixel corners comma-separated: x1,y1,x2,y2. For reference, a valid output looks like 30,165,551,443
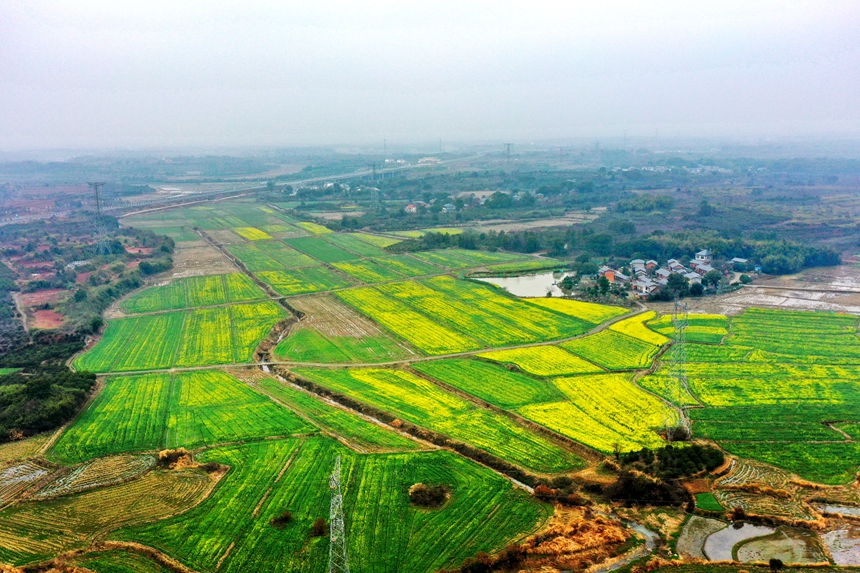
337,277,621,355
293,367,584,474
528,297,629,323
51,370,312,463
253,377,422,451
233,226,274,240
286,236,360,263
477,346,603,376
644,308,860,484
517,373,674,452
116,439,549,573
0,467,213,565
609,311,671,345
337,287,481,355
352,233,402,248
562,329,661,370
121,274,267,314
273,326,410,363
333,258,405,283
226,241,318,271
648,313,729,344
411,248,530,269
372,254,443,277
76,301,286,372
258,266,353,296
412,358,564,408
322,232,389,257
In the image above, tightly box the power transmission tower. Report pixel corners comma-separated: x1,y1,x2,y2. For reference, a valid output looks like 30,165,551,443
504,143,512,171
328,455,350,573
666,299,690,441
88,182,112,255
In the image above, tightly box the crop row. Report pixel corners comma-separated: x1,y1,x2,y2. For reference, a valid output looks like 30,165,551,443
233,226,274,240
561,329,660,370
254,377,421,451
293,367,583,474
477,345,602,377
226,241,319,272
76,301,286,372
117,438,547,573
529,297,629,324
258,266,353,296
609,311,671,346
0,466,212,565
517,373,674,452
412,358,564,409
286,236,359,263
51,370,312,463
273,326,409,363
321,233,388,257
337,287,480,355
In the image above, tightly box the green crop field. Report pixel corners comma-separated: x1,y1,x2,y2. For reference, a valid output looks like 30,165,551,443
643,308,860,484
477,346,604,376
561,329,661,370
254,377,421,451
286,236,361,263
293,367,584,474
226,241,318,271
272,326,410,363
121,274,266,314
373,254,443,277
648,313,729,344
51,370,312,463
352,233,402,248
75,301,286,372
412,358,564,408
116,439,549,573
411,249,529,269
258,266,354,296
333,258,405,283
322,233,388,257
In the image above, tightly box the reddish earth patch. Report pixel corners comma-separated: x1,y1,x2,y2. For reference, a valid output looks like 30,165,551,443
20,289,67,306
125,246,154,255
16,260,53,269
127,260,141,270
32,309,64,329
76,272,92,284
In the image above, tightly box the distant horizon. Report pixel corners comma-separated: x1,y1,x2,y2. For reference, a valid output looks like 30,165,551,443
3,2,859,154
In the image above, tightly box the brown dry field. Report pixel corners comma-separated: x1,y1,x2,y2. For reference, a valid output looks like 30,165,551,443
32,309,64,329
169,241,236,278
289,294,396,339
649,265,860,316
19,289,67,306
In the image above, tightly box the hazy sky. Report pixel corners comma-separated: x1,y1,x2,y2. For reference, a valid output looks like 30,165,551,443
2,1,859,150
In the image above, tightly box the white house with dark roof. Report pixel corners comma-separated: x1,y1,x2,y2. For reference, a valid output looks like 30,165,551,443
695,249,713,264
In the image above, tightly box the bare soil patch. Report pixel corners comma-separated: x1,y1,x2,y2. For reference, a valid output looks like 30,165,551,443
20,289,67,306
289,294,389,338
32,310,64,329
169,243,235,278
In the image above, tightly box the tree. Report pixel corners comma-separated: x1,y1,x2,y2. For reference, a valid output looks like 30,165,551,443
769,559,784,573
666,273,690,297
597,276,610,296
690,282,704,296
703,270,723,288
740,274,753,284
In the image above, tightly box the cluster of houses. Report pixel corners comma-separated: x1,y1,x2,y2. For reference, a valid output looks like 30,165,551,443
598,249,750,299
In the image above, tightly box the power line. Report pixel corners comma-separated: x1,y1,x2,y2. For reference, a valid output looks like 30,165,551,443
88,182,112,255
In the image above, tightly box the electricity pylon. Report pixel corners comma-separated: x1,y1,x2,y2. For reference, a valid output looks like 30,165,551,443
88,182,112,255
328,455,349,573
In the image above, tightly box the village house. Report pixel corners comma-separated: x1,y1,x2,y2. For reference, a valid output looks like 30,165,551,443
695,263,715,276
695,249,713,265
631,278,660,298
404,204,417,213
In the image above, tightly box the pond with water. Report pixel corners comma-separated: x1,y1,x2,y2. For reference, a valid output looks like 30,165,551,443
476,271,573,298
703,522,775,561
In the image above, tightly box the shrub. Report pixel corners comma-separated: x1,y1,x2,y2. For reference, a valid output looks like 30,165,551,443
270,510,292,529
310,517,328,537
409,483,450,508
